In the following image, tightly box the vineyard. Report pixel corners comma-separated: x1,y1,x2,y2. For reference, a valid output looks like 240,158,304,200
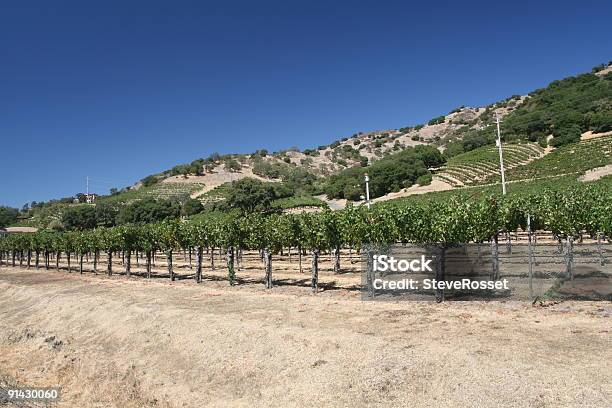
97,182,206,205
2,184,610,296
484,135,612,184
435,143,545,187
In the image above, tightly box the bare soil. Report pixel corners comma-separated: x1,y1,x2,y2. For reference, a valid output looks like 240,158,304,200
0,256,610,408
580,164,612,182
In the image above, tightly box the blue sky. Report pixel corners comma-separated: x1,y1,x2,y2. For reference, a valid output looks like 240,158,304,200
1,0,610,208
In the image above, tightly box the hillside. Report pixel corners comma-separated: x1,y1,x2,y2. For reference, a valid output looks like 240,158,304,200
11,62,612,229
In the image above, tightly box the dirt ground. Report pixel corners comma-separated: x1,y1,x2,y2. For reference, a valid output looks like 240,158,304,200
0,256,610,408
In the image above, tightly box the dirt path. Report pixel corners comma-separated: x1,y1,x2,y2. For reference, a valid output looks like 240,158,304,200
580,164,612,182
0,267,610,408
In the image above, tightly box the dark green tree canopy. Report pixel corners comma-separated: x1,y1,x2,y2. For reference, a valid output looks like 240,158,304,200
324,145,445,200
0,206,19,229
61,205,97,230
226,178,289,214
116,198,180,225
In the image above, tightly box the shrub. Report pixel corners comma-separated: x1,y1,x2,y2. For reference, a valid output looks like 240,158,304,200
416,173,433,186
428,116,446,126
142,175,159,187
550,124,582,147
181,199,204,217
224,159,242,172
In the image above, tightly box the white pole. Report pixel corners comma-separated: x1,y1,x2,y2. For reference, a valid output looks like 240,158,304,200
364,173,371,209
495,112,507,195
86,176,89,196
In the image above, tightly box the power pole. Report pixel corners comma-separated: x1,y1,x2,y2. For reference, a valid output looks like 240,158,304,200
86,176,89,197
494,112,507,195
364,173,371,209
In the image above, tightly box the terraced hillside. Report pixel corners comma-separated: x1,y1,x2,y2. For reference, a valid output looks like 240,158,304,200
434,143,545,187
483,135,612,184
97,182,206,205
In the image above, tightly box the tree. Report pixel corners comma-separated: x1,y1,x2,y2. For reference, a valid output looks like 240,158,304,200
550,124,582,146
0,206,19,228
95,203,118,227
62,205,96,230
142,175,159,187
116,198,180,225
226,178,278,214
181,199,204,217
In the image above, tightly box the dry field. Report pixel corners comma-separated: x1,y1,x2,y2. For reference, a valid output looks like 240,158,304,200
0,253,610,408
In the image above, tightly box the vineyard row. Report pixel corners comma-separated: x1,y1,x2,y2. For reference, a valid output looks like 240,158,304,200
1,184,610,292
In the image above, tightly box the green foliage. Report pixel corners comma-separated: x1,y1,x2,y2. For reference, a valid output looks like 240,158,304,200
252,160,286,179
416,173,432,186
61,205,97,230
2,182,611,278
444,131,493,158
324,145,445,200
224,159,242,172
95,203,118,227
181,199,204,217
225,178,289,214
486,136,612,184
303,149,320,156
97,182,205,206
116,198,181,225
0,206,19,228
502,72,611,146
549,124,581,147
271,196,327,210
142,175,160,187
251,160,318,194
428,115,446,125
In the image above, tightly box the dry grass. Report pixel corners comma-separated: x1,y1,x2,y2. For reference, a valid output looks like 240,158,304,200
0,258,610,408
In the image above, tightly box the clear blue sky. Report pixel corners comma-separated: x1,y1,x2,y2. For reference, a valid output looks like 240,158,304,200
1,0,610,208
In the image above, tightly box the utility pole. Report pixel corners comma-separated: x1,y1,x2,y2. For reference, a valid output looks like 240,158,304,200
494,112,507,195
86,176,89,197
364,173,371,209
